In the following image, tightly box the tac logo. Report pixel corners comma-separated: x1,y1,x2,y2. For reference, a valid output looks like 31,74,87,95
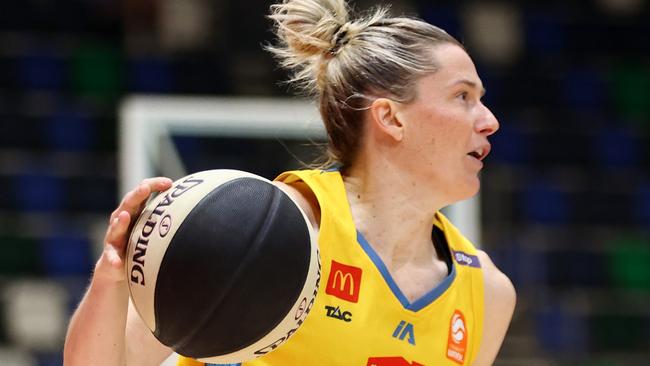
367,357,424,366
325,260,362,303
392,321,415,345
324,305,352,322
446,310,468,365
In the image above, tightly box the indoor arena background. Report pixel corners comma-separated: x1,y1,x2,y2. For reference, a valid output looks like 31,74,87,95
0,0,649,365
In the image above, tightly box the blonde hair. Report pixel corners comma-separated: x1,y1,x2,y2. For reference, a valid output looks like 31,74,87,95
268,0,462,168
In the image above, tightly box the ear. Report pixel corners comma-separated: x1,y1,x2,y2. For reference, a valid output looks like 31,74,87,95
368,97,404,142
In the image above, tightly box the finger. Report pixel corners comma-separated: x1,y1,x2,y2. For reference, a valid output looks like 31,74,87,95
105,210,132,254
112,177,173,222
139,176,175,192
115,184,149,221
104,243,125,270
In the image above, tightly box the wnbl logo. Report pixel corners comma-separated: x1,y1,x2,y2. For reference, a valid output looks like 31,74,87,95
446,310,468,364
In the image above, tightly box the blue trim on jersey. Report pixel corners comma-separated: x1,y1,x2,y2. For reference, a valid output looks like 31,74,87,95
322,165,341,172
356,231,457,312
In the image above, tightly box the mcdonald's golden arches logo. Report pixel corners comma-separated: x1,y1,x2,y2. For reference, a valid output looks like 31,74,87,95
325,260,362,303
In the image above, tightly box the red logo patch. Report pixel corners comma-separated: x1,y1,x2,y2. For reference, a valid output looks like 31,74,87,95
446,310,468,365
367,357,424,366
325,260,362,303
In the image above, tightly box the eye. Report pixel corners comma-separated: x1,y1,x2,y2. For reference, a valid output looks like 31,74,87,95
457,91,469,102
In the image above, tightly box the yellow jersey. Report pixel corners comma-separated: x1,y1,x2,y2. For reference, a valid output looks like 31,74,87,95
178,169,485,366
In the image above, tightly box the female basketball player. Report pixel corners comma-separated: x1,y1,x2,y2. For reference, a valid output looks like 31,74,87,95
64,0,515,365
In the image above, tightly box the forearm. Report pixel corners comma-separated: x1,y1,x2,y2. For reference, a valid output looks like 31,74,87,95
64,177,174,366
64,264,129,366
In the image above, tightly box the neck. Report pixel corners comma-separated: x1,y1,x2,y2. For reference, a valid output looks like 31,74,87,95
342,152,447,266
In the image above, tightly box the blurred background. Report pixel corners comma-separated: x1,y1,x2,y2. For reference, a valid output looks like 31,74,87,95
0,0,649,365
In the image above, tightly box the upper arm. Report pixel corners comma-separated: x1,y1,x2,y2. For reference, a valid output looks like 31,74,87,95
273,180,321,230
473,250,516,366
125,299,174,366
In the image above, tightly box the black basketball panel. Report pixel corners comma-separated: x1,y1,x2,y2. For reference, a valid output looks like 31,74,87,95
182,185,311,357
153,178,275,347
153,178,311,358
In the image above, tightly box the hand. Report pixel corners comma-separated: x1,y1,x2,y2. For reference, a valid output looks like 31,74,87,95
96,177,173,283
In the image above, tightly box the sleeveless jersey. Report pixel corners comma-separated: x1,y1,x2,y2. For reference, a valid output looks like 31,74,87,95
178,169,485,366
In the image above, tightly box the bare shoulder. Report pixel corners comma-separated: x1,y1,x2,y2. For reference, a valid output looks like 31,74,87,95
273,180,321,229
476,250,516,306
472,250,516,366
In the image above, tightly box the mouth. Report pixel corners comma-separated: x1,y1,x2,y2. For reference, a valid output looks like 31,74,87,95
467,144,491,161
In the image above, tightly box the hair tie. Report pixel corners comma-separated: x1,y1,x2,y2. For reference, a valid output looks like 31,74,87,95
329,23,352,55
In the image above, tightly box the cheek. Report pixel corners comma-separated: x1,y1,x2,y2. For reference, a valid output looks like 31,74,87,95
404,105,469,161
428,123,466,158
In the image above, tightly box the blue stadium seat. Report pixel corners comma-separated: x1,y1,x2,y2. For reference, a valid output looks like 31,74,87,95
488,123,530,164
45,107,94,152
127,57,173,93
488,241,543,289
524,11,567,56
475,66,504,107
535,304,587,354
39,234,93,277
520,180,570,224
417,5,462,40
14,173,64,212
17,50,66,91
36,352,62,366
562,67,607,111
592,126,640,168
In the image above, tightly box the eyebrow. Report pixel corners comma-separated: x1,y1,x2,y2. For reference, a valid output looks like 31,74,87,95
451,79,486,96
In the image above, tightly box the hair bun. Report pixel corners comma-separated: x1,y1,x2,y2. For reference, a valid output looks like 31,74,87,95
269,0,350,60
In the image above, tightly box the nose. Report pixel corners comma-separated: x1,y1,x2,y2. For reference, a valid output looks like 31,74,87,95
475,104,499,136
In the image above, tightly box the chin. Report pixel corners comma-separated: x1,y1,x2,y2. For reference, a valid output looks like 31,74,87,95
452,178,481,202
469,177,482,196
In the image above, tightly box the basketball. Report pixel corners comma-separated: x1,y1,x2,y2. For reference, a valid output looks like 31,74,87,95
125,169,321,364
